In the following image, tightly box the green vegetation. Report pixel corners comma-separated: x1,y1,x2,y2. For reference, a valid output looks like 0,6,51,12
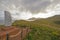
0,25,5,28
24,26,60,40
54,21,60,25
12,15,60,40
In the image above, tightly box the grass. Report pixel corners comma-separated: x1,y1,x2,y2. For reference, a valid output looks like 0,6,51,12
0,15,60,40
12,19,60,40
24,26,60,40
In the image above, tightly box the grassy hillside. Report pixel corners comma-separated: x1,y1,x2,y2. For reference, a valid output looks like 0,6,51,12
0,25,5,28
12,15,60,40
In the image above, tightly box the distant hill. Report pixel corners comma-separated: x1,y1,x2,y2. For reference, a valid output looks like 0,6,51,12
46,15,60,25
12,15,60,40
28,17,44,21
47,15,60,21
12,15,60,26
28,15,60,20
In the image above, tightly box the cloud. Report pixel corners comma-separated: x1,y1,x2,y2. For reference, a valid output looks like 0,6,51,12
20,0,51,13
0,0,60,21
0,0,53,13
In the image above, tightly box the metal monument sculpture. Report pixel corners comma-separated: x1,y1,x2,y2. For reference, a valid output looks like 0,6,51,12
4,11,12,26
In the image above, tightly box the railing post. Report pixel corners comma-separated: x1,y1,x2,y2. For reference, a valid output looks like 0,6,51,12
6,32,9,40
21,29,23,40
0,36,1,40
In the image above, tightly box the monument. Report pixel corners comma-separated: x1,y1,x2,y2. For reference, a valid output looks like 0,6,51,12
4,11,12,26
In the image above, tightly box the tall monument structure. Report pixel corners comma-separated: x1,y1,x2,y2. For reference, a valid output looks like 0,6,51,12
4,11,12,26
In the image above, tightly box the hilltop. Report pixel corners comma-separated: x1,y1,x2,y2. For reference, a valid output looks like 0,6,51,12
12,15,60,40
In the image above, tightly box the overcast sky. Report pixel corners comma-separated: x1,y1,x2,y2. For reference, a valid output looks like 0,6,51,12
0,0,60,12
0,0,60,21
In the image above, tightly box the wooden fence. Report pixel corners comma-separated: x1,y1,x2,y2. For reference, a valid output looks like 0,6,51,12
0,27,30,40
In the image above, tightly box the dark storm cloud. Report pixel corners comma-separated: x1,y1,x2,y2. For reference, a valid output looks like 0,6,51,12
0,0,60,13
0,0,52,13
20,0,51,13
